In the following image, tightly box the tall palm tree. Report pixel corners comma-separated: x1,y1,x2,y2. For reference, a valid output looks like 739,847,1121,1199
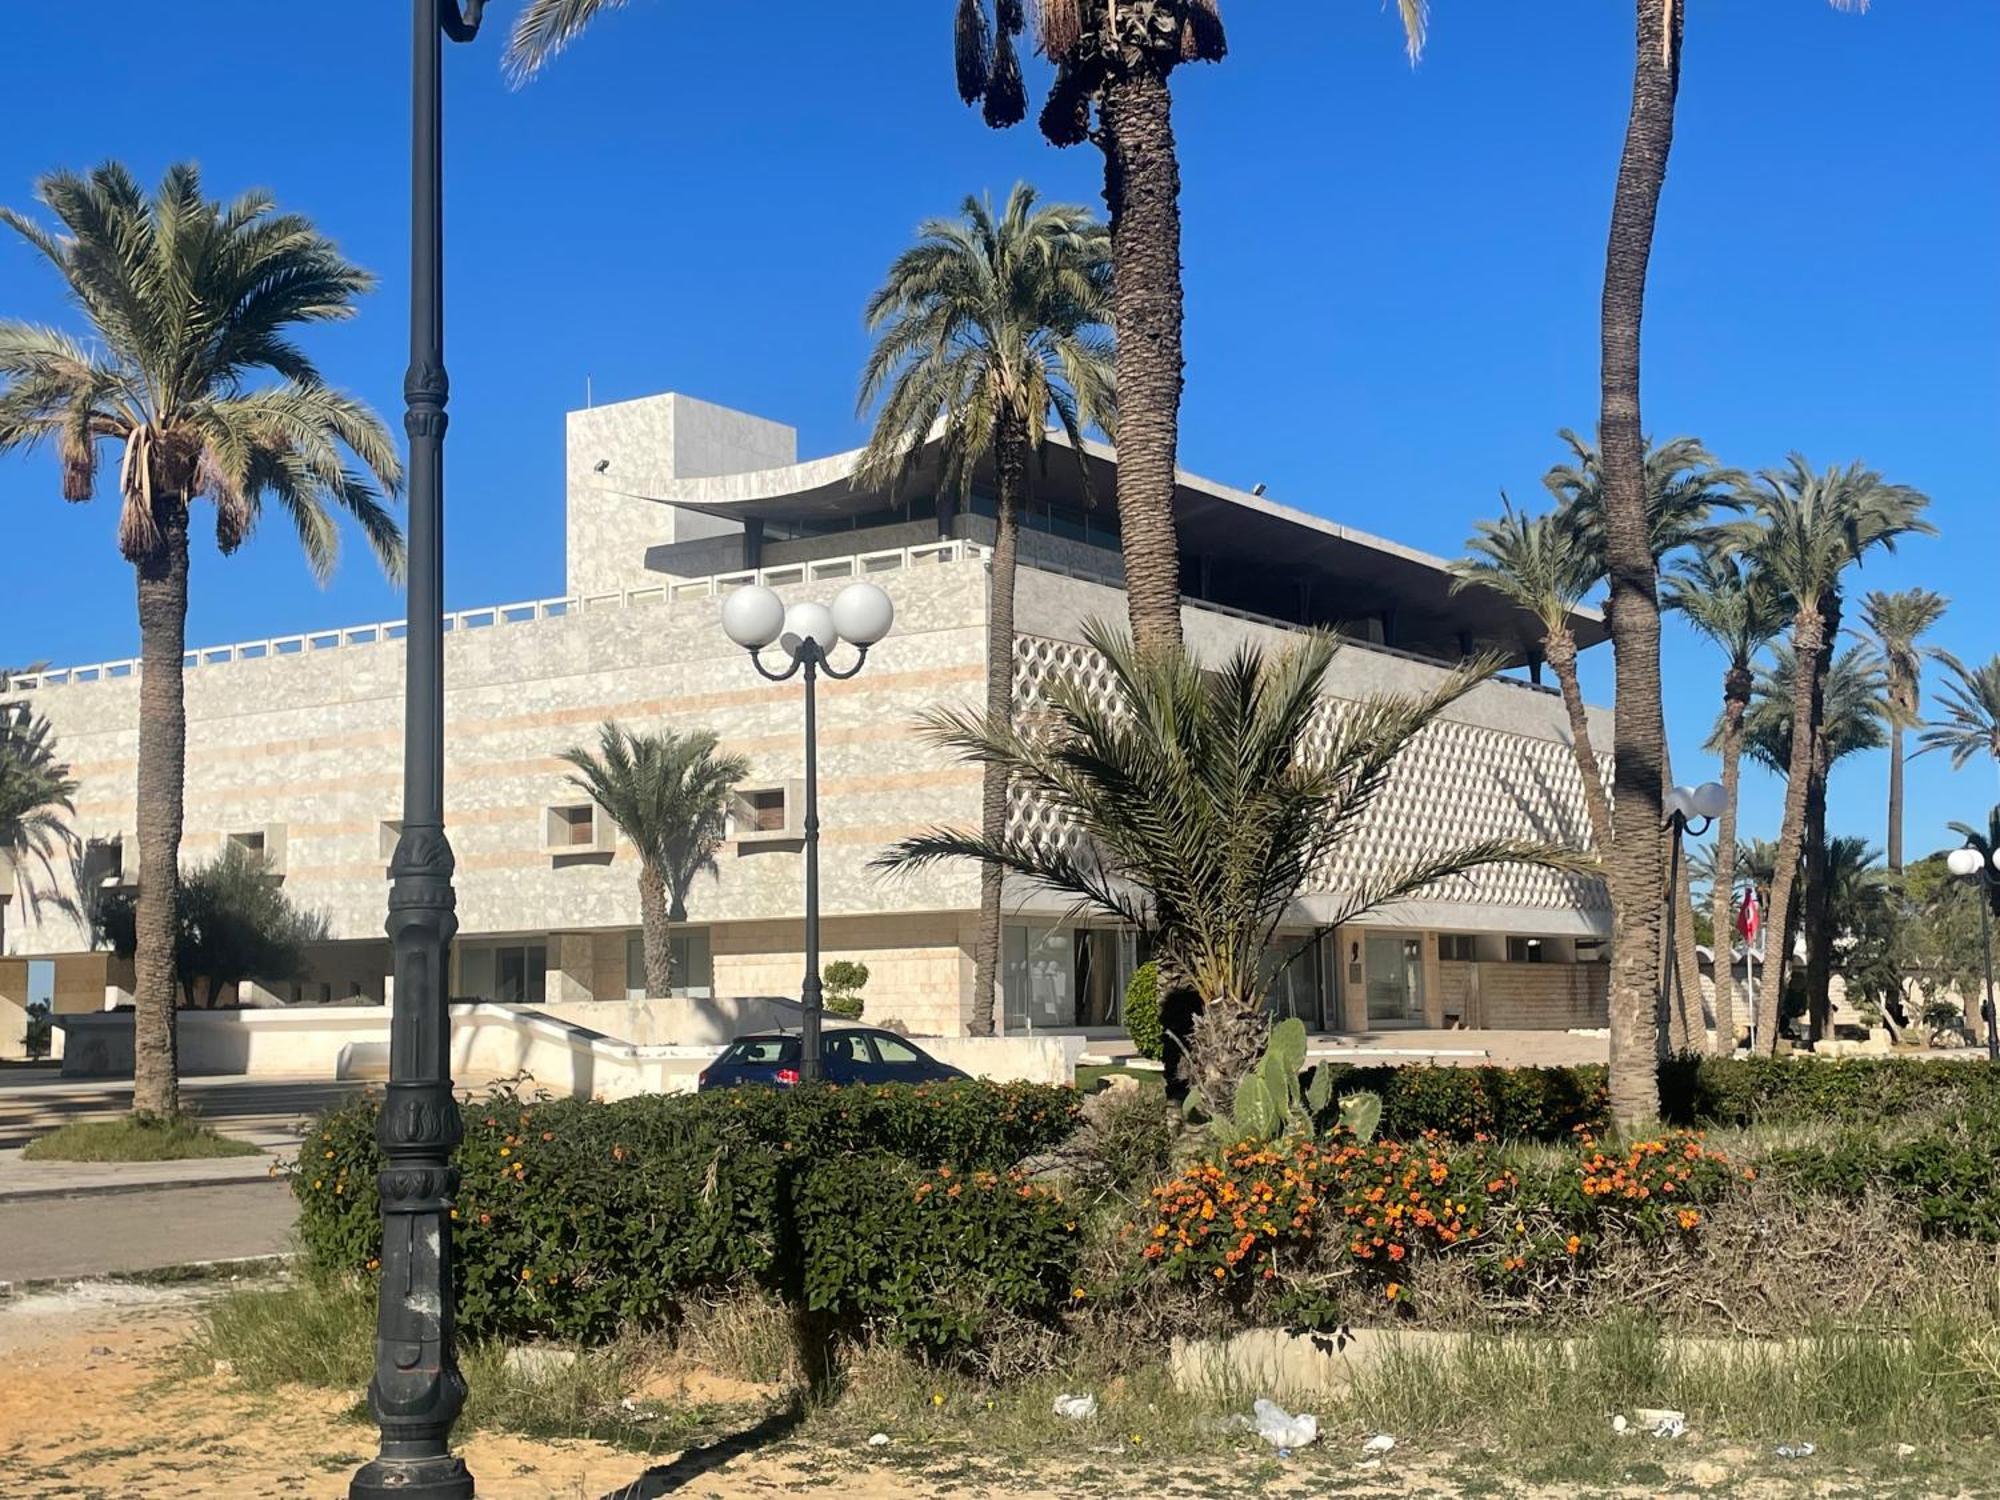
1920,653,2000,787
0,699,77,954
952,0,1225,651
1545,428,1738,573
1860,588,1948,871
558,723,748,998
1664,547,1787,1050
1590,0,1867,1117
877,623,1580,1115
1450,497,1612,853
856,185,1115,1039
0,163,403,1116
1726,457,1929,1050
1549,428,1738,1055
951,2,1428,653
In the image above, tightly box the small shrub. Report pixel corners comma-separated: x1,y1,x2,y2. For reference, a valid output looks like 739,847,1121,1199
1124,962,1163,1061
823,960,869,1020
1080,1085,1178,1195
795,1157,1082,1353
24,1114,262,1162
294,1079,1084,1349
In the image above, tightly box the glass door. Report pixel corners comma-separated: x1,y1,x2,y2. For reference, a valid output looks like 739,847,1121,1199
1364,935,1425,1027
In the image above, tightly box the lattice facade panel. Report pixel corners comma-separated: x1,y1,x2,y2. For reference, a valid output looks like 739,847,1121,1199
1010,635,1610,916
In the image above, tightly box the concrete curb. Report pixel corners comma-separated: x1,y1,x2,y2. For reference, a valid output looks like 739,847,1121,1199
0,1157,288,1204
0,1252,294,1302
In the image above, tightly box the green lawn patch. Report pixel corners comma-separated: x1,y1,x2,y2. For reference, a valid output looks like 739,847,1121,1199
1076,1063,1164,1093
22,1114,262,1162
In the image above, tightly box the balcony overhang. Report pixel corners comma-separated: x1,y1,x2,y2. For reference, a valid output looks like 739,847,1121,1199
624,432,1606,666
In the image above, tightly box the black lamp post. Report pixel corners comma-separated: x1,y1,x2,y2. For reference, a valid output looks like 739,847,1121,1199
1661,780,1728,1049
1945,841,2000,1063
351,4,484,1497
721,581,896,1083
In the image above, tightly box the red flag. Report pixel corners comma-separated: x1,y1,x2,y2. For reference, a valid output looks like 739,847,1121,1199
1736,887,1761,941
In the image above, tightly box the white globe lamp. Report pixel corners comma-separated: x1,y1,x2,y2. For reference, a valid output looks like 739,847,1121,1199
831,582,895,647
721,585,785,650
779,601,838,662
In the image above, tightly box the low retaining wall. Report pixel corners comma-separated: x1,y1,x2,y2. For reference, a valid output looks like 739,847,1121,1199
56,1005,710,1101
54,1003,1089,1092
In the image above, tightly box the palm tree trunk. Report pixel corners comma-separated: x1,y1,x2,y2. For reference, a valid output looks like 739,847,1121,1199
1804,591,1840,1045
1708,668,1750,1053
1099,66,1186,657
971,411,1028,1037
1886,715,1905,873
637,864,674,998
1599,0,1683,1126
1758,604,1824,1053
1657,738,1706,1055
1544,628,1614,855
1803,746,1831,1044
131,510,189,1118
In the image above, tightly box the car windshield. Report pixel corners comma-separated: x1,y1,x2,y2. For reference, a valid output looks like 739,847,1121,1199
719,1037,797,1066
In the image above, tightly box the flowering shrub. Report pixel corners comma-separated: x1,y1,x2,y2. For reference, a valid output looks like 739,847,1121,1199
1141,1133,1515,1304
293,1080,1082,1348
1138,1129,1747,1309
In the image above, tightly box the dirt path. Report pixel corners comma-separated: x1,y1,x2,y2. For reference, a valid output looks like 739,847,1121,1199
0,1282,1980,1498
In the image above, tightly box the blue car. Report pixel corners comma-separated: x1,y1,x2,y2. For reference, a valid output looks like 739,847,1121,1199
696,1027,969,1090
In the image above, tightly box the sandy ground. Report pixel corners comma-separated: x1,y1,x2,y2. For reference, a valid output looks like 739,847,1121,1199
0,1282,1980,1499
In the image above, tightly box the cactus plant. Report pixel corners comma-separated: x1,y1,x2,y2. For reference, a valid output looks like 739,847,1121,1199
1337,1090,1383,1144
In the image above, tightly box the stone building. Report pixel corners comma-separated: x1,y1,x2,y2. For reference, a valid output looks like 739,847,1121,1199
2,391,1614,1040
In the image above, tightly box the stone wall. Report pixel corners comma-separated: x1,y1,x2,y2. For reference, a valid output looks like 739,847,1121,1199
1438,959,1609,1029
12,563,990,965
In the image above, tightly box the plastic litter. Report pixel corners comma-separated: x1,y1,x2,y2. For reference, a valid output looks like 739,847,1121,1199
1896,1443,1917,1459
1776,1441,1816,1459
1052,1393,1099,1421
1611,1414,1629,1436
1633,1407,1686,1440
1362,1433,1397,1455
1250,1398,1320,1450
867,1433,890,1448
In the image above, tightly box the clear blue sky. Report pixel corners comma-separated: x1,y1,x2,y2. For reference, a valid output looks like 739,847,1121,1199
2,1,1995,865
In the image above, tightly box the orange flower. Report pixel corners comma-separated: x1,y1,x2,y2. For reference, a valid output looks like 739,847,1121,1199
1677,1208,1701,1231
1385,1282,1401,1300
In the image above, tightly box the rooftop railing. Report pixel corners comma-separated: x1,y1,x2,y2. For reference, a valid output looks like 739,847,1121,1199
2,540,988,693
4,534,1557,700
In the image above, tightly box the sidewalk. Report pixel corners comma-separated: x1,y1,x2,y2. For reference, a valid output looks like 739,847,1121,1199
0,1149,285,1203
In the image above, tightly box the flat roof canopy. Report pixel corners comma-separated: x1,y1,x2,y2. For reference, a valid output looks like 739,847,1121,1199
650,433,1607,665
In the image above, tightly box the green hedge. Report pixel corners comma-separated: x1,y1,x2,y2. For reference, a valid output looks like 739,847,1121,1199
296,1081,1082,1348
1658,1055,2000,1129
1298,1056,2000,1144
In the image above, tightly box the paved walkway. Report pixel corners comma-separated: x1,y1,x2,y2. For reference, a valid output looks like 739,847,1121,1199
0,1073,357,1154
0,1180,297,1285
0,1075,348,1283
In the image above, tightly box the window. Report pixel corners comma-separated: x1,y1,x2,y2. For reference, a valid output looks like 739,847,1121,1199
223,823,286,876
625,928,714,998
1506,937,1546,965
743,789,786,833
85,837,127,887
456,941,547,1003
1439,934,1478,963
870,1034,922,1065
720,1037,795,1066
545,804,598,851
731,785,801,844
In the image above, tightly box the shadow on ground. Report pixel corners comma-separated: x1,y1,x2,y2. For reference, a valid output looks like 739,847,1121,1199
603,1407,805,1498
